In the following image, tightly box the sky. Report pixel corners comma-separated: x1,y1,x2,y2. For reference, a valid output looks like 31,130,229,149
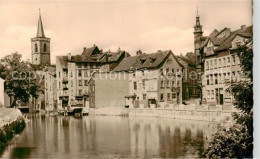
0,0,252,64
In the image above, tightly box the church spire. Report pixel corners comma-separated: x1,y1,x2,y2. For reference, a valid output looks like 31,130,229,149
36,9,45,38
195,5,200,26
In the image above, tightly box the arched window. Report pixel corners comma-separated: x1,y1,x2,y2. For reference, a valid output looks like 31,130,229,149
43,43,47,52
35,43,38,52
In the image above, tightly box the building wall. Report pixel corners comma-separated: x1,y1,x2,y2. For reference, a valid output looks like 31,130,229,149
44,68,57,111
128,54,183,108
0,78,4,107
203,44,244,106
94,72,129,108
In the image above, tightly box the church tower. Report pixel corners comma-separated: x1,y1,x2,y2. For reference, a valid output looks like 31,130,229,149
31,10,51,66
193,6,203,65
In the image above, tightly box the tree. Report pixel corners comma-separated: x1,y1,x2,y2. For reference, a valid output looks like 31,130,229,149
0,52,42,107
205,43,253,158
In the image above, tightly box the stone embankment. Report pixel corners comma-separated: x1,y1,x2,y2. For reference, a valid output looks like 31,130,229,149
0,107,26,148
89,106,236,122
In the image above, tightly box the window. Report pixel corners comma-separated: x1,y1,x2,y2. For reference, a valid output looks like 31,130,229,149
142,80,145,89
232,55,236,65
43,43,47,52
143,94,146,100
59,82,61,89
172,69,175,74
35,58,37,61
166,69,169,75
218,74,222,84
210,60,213,69
84,70,88,77
133,72,136,78
134,82,137,90
172,93,176,99
206,61,209,70
71,81,73,87
78,80,82,86
85,80,88,86
214,59,217,69
167,93,171,101
177,69,179,73
160,81,164,88
160,94,164,101
227,57,230,66
210,75,213,85
223,73,227,81
211,90,214,99
172,81,175,87
207,90,210,99
218,59,221,68
207,76,209,85
226,89,231,98
223,58,226,67
215,74,218,84
177,80,180,87
79,89,82,95
160,69,164,76
90,63,93,69
35,43,38,52
78,70,82,77
166,81,170,88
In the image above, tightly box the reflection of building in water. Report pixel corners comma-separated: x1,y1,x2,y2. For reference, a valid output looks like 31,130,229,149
128,117,208,158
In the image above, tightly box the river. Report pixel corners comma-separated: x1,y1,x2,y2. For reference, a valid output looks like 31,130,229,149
1,114,211,158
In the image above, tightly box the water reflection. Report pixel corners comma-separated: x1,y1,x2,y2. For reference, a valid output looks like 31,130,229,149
1,114,210,158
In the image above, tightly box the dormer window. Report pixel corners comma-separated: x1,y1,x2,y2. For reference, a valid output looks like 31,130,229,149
150,57,156,63
140,59,146,65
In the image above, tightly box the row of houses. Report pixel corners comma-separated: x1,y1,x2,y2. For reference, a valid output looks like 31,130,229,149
3,11,251,112
44,46,199,111
199,25,253,110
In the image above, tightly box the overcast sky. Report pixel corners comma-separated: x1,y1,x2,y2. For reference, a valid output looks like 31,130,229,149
0,0,252,64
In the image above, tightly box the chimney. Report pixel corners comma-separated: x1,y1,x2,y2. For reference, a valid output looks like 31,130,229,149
105,54,109,62
83,47,86,51
68,53,71,61
136,50,142,56
93,44,96,47
241,25,246,31
118,47,121,52
157,50,162,52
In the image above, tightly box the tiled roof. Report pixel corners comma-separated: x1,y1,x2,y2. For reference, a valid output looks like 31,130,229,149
81,46,97,57
113,56,139,71
99,51,127,63
57,56,68,69
178,56,196,66
202,37,225,47
215,25,253,52
113,50,182,71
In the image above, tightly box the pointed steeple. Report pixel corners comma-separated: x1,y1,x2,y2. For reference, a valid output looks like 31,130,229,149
36,9,45,38
195,5,200,26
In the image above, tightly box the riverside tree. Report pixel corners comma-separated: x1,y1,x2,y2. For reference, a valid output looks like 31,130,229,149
205,43,253,158
0,52,42,108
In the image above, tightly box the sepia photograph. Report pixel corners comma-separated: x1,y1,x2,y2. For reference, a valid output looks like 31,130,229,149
0,0,257,158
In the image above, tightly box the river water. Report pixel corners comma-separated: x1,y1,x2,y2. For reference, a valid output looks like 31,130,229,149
1,114,211,158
